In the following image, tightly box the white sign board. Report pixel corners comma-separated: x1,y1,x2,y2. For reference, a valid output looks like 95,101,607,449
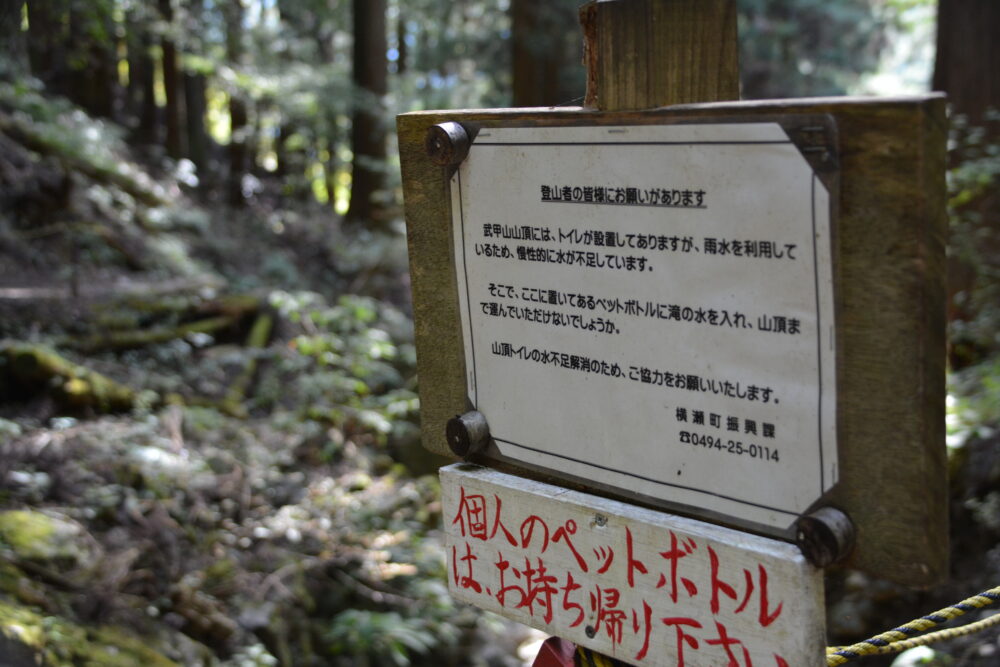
451,123,837,531
442,464,825,666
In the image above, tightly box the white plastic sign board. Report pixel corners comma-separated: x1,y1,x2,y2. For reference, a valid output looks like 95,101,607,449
442,464,825,666
451,123,837,531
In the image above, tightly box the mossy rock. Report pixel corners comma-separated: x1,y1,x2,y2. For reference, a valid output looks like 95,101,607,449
0,510,99,570
0,600,179,667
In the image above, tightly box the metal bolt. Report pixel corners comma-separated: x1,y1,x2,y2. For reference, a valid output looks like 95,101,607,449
594,514,608,527
585,625,596,639
425,122,470,166
795,507,856,568
445,410,490,458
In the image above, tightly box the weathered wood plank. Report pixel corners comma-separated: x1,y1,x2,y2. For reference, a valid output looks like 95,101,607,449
397,96,947,586
579,0,740,111
441,463,825,666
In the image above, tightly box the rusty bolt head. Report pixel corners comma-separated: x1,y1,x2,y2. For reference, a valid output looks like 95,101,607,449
425,122,470,166
795,507,856,568
445,410,490,458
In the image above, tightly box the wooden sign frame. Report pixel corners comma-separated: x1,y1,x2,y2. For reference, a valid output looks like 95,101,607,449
398,95,947,586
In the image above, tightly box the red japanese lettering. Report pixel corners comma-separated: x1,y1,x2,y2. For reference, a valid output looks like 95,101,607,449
520,557,559,624
632,600,653,661
661,616,702,667
705,621,744,667
489,494,518,546
495,552,523,608
453,487,487,539
589,585,626,647
560,571,584,627
626,527,648,587
709,546,738,615
553,519,588,572
757,565,783,627
452,542,482,593
658,531,698,602
593,545,615,574
520,515,551,551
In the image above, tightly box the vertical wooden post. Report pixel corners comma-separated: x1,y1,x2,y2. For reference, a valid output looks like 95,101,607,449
571,3,741,663
579,0,739,111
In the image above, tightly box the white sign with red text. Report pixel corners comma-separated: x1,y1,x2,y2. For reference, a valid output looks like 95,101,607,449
441,464,825,667
450,123,837,532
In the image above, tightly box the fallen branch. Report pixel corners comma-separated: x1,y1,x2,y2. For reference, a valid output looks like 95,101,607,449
0,342,137,412
66,315,238,353
219,313,274,418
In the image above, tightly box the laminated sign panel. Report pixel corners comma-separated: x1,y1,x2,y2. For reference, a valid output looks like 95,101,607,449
450,122,836,532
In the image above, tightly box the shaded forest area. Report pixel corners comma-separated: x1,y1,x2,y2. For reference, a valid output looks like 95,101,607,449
0,0,998,665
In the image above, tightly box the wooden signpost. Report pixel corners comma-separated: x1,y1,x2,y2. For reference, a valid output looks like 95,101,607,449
442,464,823,666
399,0,947,663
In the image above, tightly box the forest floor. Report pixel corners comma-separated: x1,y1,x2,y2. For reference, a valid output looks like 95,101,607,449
0,78,540,666
2,77,1000,667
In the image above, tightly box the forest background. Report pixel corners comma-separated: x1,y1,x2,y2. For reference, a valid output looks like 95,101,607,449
0,0,999,665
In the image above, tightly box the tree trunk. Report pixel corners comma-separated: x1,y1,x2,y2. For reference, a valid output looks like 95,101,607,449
26,2,54,82
346,0,388,226
184,73,208,171
396,11,407,74
127,7,159,144
226,0,249,206
184,0,209,173
511,0,582,107
933,0,1000,366
0,0,27,74
159,0,185,159
90,4,118,118
933,0,1000,126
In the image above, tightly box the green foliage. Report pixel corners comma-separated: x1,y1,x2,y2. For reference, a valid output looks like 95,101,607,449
266,290,417,445
325,609,438,666
738,0,890,98
947,111,1000,370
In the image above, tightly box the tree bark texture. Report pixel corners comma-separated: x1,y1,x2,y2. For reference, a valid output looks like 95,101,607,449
0,0,27,73
511,0,584,107
347,0,388,226
226,0,249,206
127,7,159,144
184,0,209,172
933,0,1000,126
159,0,185,159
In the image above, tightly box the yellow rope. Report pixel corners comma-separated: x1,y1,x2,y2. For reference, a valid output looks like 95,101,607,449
871,613,1000,655
826,586,1000,665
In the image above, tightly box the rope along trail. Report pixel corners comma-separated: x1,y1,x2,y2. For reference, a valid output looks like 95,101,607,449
826,586,1000,665
573,586,1000,666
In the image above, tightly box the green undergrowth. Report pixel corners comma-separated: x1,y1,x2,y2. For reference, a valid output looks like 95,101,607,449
0,75,524,666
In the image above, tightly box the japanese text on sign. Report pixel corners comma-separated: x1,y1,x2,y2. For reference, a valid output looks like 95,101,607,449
451,123,838,531
442,465,825,667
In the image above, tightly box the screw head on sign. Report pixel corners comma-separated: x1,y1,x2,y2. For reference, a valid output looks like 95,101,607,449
795,507,856,568
425,122,470,166
445,410,491,458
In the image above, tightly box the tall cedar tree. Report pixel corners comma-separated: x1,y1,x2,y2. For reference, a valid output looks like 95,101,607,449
226,0,249,206
127,6,159,144
183,0,209,174
1,0,27,73
510,0,582,107
934,0,1000,364
159,0,185,159
346,0,388,226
